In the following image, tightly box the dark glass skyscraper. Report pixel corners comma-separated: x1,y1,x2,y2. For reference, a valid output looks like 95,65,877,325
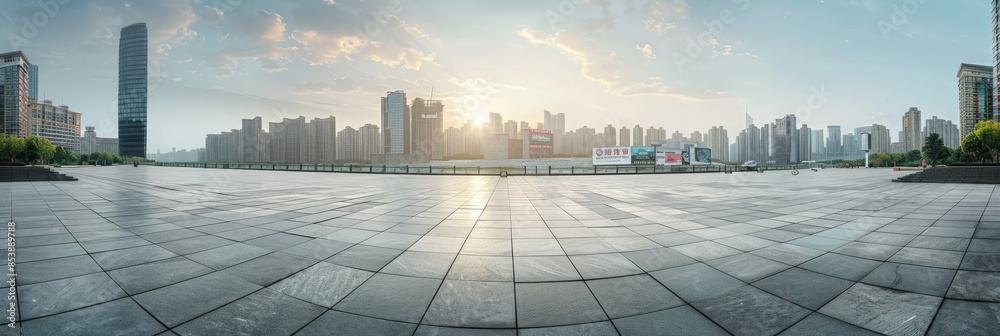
118,23,148,158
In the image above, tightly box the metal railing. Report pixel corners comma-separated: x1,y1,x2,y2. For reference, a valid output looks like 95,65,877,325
141,162,802,176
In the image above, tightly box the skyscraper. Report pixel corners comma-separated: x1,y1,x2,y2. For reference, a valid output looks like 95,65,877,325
0,51,31,137
759,123,770,163
902,107,922,152
118,23,148,158
826,126,841,158
798,124,811,162
957,63,994,142
811,129,824,159
619,126,631,146
411,97,444,160
870,124,890,153
241,117,264,163
359,124,381,161
707,126,729,162
994,0,999,117
381,90,408,154
312,116,336,163
604,125,616,146
336,126,360,162
504,120,518,139
488,112,504,134
772,115,798,164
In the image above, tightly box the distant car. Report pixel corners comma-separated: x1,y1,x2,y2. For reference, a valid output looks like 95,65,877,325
742,160,758,168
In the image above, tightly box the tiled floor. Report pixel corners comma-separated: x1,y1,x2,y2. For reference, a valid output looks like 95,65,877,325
4,166,1000,335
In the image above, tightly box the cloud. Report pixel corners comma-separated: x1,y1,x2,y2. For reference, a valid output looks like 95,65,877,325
635,43,656,59
232,11,286,42
204,44,298,77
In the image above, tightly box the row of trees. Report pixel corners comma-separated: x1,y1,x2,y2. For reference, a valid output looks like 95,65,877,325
0,135,57,164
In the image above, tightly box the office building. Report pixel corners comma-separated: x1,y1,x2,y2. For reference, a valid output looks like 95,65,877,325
826,126,841,159
28,100,81,152
870,124,891,153
411,97,444,160
118,23,148,158
81,127,118,155
902,107,922,151
381,90,409,154
1,51,31,137
336,126,360,162
957,63,995,142
619,126,631,147
27,64,37,101
811,129,824,159
842,133,858,157
359,124,381,161
772,115,798,164
924,116,960,148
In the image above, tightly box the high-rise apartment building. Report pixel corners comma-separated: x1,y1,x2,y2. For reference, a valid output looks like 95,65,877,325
707,126,729,163
924,116,960,149
504,120,518,139
411,97,444,160
381,90,409,154
241,117,265,163
736,124,759,163
1,51,31,137
28,100,80,152
957,63,995,142
488,112,504,135
690,131,703,144
798,124,811,162
444,126,464,157
619,126,631,146
870,124,890,153
312,116,336,163
336,126,360,162
604,125,616,146
632,125,644,146
359,124,381,161
842,133,857,157
118,23,148,158
759,124,770,163
902,107,922,151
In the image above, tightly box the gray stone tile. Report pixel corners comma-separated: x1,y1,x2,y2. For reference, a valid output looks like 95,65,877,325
446,255,513,281
360,232,421,249
422,280,515,328
927,299,1000,336
269,261,373,307
960,252,1000,271
787,235,849,251
334,273,441,323
218,252,317,286
21,298,165,336
326,244,404,271
588,274,683,319
297,310,416,336
692,285,810,336
19,273,127,319
19,243,86,263
513,256,581,282
511,239,564,256
568,253,643,279
799,252,882,281
134,273,262,327
622,247,697,272
518,322,618,336
907,236,970,251
707,253,792,282
889,247,964,269
670,241,742,261
158,235,234,255
613,305,730,336
947,270,1000,302
820,283,941,336
751,243,823,265
650,263,744,302
243,233,311,251
107,257,213,294
832,241,903,261
381,251,456,279
778,313,880,336
515,281,606,328
558,238,617,255
861,262,956,296
186,243,271,270
18,255,103,285
714,234,777,251
754,268,854,310
279,238,352,260
172,288,325,336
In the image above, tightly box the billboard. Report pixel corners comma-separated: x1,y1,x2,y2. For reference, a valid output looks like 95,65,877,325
593,146,631,165
656,148,684,165
529,129,554,158
692,147,712,164
860,132,871,152
631,146,656,165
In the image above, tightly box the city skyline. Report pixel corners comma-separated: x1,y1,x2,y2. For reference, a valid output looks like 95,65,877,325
3,0,993,152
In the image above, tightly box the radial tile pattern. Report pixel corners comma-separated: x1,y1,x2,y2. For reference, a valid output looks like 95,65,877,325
3,166,999,335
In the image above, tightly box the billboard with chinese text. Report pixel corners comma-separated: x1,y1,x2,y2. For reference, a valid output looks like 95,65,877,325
592,146,631,165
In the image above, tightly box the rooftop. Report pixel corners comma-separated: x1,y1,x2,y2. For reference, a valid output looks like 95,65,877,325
6,166,999,335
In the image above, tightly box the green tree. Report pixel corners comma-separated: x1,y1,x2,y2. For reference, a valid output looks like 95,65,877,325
24,136,56,164
5,136,26,163
963,120,1000,163
79,153,90,164
922,133,949,166
904,149,921,163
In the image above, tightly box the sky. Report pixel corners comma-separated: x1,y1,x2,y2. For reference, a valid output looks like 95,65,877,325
3,0,993,152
